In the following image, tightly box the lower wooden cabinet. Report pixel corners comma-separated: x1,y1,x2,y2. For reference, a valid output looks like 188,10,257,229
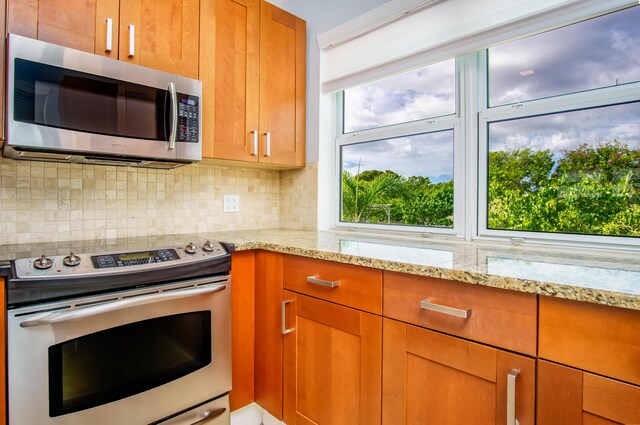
537,360,640,425
1,278,5,425
382,318,535,425
282,291,382,425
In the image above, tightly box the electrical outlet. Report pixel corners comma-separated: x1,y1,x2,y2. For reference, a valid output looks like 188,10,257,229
223,195,240,212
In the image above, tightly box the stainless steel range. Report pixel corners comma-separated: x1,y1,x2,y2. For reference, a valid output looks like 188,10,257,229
6,240,234,425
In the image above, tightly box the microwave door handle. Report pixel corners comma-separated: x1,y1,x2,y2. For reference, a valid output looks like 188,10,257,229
168,82,178,150
19,283,227,328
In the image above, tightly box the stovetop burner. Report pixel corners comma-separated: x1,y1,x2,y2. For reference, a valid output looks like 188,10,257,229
7,240,234,308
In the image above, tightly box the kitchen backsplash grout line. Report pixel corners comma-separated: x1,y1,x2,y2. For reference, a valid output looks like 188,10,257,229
0,156,318,244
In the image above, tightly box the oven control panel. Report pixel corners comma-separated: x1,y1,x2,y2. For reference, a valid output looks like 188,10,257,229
91,249,178,268
12,240,228,279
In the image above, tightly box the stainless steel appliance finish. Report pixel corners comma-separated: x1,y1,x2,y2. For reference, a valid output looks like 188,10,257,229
151,394,230,425
4,34,202,168
7,241,232,425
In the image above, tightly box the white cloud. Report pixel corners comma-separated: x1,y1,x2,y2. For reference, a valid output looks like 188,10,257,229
344,59,456,132
342,131,454,181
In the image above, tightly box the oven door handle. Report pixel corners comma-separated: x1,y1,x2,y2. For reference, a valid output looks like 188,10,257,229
19,283,227,328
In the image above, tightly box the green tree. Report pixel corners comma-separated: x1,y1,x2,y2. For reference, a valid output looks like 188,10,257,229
488,140,640,237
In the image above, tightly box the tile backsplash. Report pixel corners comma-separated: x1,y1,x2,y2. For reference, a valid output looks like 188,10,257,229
0,156,319,244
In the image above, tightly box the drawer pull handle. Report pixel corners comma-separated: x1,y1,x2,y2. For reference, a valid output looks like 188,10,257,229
307,276,339,288
282,299,294,335
507,369,520,425
420,299,471,319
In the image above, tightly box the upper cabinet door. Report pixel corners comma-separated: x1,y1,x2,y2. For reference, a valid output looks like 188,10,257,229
7,0,120,57
120,0,200,78
259,2,306,167
200,0,260,160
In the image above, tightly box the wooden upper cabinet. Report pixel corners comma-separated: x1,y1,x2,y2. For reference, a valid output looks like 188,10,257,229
383,318,535,425
201,0,305,167
7,0,198,77
258,2,305,167
200,0,260,160
8,0,120,57
120,0,199,78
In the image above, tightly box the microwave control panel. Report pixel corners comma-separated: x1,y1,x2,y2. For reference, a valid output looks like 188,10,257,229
177,95,199,143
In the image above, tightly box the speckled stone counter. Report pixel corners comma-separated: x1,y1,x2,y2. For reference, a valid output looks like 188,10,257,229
1,229,638,310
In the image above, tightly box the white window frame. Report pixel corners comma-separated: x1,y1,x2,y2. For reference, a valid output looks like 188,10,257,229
334,58,465,237
477,47,640,249
328,6,640,250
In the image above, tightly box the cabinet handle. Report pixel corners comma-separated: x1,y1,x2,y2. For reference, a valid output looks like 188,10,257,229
128,24,135,57
306,276,339,288
420,299,471,318
507,369,520,425
282,300,294,335
264,132,271,157
251,130,258,156
105,18,113,52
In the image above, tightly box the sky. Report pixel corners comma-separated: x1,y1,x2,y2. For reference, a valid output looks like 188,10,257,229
343,59,456,133
341,6,639,180
489,6,640,106
489,102,640,157
342,130,454,183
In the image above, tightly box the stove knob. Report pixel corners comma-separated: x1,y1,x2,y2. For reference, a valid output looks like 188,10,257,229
185,242,198,254
33,254,54,270
202,241,214,252
63,252,81,267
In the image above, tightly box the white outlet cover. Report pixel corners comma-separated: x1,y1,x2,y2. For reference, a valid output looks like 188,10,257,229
223,195,240,212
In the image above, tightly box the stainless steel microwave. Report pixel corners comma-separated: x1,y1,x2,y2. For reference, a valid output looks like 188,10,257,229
3,34,202,169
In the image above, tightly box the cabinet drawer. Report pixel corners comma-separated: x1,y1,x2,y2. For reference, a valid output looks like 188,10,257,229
283,255,382,314
539,296,640,386
383,271,537,356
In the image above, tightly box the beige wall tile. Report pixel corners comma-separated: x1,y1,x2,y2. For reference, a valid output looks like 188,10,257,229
0,157,297,244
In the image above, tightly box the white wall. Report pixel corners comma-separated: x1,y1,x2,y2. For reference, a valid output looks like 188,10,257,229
277,0,391,163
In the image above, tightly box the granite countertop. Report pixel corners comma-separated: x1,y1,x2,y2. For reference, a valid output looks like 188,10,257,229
1,229,638,310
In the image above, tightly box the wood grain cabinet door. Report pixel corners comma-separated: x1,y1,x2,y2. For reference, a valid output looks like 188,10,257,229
283,291,382,425
258,1,305,167
200,0,260,160
7,0,120,57
538,360,640,425
383,319,535,425
120,0,199,78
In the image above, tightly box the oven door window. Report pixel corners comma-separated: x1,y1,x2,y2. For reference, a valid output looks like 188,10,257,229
48,311,211,417
13,58,171,141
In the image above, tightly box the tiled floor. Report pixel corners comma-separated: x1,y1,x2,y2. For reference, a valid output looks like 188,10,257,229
230,403,285,425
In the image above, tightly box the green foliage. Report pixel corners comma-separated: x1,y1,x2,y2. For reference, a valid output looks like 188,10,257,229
341,139,639,237
341,168,454,228
488,140,640,237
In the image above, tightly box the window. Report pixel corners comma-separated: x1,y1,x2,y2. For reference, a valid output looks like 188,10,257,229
335,5,640,246
337,60,460,233
480,6,640,241
343,59,456,133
